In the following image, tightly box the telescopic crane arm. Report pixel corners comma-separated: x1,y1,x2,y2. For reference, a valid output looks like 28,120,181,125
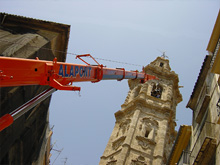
0,54,158,131
0,54,157,90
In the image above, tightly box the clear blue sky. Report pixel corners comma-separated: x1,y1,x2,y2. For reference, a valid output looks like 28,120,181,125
1,0,219,164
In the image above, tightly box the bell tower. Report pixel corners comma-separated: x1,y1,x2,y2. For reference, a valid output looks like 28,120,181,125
99,56,182,165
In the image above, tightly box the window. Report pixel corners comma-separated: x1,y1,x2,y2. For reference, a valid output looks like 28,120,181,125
217,98,220,117
160,62,164,67
151,84,163,98
145,130,150,138
218,76,220,87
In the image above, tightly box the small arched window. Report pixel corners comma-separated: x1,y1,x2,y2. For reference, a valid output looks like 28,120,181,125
160,62,164,67
145,130,150,138
151,84,163,99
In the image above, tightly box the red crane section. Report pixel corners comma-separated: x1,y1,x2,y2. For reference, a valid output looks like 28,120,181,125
0,54,157,91
0,54,158,131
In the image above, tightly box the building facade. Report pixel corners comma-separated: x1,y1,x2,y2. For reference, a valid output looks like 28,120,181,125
187,10,220,165
168,10,220,165
100,56,182,165
0,13,70,164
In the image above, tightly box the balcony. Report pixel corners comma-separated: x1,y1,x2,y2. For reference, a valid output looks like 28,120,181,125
190,121,219,164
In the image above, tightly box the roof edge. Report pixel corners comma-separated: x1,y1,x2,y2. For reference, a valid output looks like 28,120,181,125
186,55,212,110
207,10,220,53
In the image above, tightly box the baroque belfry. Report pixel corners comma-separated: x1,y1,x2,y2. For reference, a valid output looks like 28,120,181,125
100,56,182,165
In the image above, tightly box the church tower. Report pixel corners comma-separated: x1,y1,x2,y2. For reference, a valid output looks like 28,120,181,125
100,56,182,165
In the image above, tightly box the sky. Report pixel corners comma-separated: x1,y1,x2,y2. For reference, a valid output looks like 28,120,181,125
1,0,220,164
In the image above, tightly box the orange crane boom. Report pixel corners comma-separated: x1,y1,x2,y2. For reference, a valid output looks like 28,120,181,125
0,54,156,90
0,54,157,131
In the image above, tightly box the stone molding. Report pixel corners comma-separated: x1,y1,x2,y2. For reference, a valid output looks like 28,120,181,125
100,148,122,160
131,156,147,165
119,98,174,120
112,136,126,150
106,156,117,165
141,117,159,127
116,119,131,137
136,136,156,150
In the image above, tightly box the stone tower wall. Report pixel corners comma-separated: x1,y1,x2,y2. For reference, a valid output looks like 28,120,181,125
100,57,182,165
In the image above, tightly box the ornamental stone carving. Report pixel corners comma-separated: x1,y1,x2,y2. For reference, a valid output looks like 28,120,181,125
124,85,142,104
131,156,147,165
106,156,117,165
136,136,156,150
140,117,158,131
138,117,158,146
116,119,131,137
112,136,126,150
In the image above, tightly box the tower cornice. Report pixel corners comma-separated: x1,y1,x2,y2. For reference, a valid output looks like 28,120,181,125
116,97,175,122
